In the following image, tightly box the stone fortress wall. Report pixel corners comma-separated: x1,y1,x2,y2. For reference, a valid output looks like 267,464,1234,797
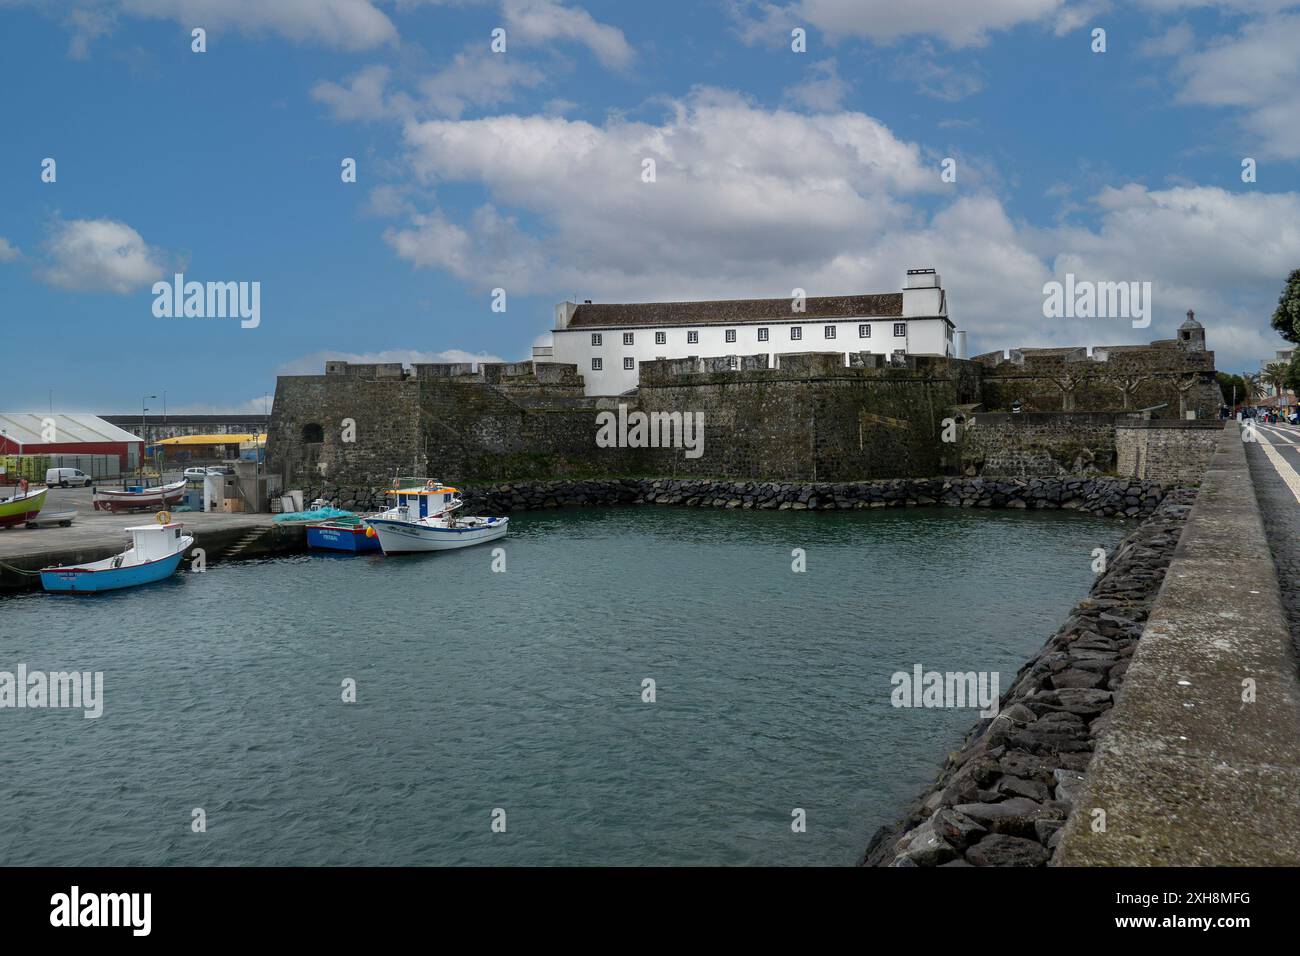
266,327,1226,489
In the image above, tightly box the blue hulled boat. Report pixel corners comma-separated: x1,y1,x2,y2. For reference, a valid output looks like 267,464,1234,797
40,518,195,593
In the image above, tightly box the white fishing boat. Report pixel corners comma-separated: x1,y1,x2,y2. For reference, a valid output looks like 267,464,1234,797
362,478,507,554
93,478,187,513
40,513,195,593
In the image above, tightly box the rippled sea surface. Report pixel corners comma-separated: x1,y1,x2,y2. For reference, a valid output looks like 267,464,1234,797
0,506,1120,866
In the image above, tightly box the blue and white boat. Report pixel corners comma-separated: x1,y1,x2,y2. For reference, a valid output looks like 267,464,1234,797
40,517,195,593
362,478,507,554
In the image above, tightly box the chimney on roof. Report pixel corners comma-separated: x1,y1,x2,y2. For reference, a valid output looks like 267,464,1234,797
902,267,946,318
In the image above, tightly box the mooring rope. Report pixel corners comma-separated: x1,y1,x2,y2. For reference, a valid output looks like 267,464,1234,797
0,560,41,576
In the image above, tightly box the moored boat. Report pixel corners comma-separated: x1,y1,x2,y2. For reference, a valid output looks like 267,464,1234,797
0,485,48,528
40,514,195,593
93,479,186,513
306,515,381,553
362,478,507,554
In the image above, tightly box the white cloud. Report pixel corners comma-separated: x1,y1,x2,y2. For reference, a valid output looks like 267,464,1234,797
417,49,546,118
390,88,937,299
782,58,850,111
365,88,1300,371
314,49,546,122
276,348,507,376
312,65,405,122
0,237,20,262
39,217,169,293
1159,12,1300,159
48,0,397,55
502,0,634,68
122,0,397,49
893,44,986,101
734,0,1066,49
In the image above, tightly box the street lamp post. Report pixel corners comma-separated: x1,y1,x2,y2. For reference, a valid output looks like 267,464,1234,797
142,395,156,479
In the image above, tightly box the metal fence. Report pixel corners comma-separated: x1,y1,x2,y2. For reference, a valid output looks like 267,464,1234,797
0,454,124,482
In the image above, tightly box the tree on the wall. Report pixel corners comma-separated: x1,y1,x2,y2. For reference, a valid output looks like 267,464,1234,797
1270,268,1300,344
1174,374,1204,417
1106,372,1151,410
1047,369,1092,411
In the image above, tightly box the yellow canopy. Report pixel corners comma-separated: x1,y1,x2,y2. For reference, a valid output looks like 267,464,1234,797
151,433,267,446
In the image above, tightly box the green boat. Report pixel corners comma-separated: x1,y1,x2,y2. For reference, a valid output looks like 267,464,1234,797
0,486,48,528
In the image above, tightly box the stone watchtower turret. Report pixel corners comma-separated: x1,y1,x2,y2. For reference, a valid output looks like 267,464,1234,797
1178,309,1206,352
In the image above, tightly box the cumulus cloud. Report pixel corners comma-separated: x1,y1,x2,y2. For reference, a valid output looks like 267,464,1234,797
276,348,507,376
39,217,169,293
0,237,20,262
389,88,937,296
363,87,1300,371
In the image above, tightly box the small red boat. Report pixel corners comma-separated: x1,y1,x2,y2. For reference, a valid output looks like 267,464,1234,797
93,479,187,513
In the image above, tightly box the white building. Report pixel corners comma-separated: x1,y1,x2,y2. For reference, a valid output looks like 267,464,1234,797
545,269,961,396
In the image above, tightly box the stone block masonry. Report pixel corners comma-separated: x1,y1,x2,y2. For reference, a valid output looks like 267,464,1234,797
267,355,985,487
961,412,1120,477
962,414,1225,483
1114,420,1223,484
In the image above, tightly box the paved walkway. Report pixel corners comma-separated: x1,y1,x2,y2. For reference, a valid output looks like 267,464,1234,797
0,485,274,566
1243,420,1300,658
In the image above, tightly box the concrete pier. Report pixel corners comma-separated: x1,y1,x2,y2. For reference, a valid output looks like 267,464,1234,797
1055,424,1300,865
0,486,305,591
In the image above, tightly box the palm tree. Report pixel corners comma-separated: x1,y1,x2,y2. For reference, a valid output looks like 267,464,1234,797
1244,372,1268,402
1264,362,1290,396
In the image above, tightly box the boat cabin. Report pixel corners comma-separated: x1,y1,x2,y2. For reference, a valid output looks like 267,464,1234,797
386,479,461,519
122,522,187,562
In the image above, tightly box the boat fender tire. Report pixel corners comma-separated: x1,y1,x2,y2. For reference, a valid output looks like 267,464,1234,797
156,510,171,525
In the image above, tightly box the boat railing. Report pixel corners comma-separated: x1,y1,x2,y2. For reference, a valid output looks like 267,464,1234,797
388,476,436,493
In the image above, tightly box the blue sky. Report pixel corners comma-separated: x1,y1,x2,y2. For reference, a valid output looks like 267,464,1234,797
2,0,1298,413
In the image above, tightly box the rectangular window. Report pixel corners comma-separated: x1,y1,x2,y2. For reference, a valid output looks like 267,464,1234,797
859,324,871,338
655,331,666,345
591,358,602,370
824,325,836,339
725,329,736,343
687,330,699,344
894,323,906,337
591,333,602,346
623,357,634,370
758,327,769,342
791,327,802,341
623,332,634,345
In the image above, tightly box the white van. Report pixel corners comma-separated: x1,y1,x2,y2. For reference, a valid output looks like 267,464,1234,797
46,467,92,488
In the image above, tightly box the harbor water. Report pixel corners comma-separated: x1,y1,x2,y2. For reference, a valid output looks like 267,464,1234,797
0,506,1119,866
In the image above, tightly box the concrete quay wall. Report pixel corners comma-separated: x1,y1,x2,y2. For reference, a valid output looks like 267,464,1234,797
1054,424,1300,865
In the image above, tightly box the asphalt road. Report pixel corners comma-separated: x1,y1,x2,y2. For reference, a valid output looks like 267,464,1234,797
1243,420,1300,656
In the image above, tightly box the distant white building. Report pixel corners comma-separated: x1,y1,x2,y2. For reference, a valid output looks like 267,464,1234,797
544,269,961,396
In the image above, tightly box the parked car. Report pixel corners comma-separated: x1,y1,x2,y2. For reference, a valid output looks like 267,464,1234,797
45,467,92,488
183,467,209,480
206,466,235,476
